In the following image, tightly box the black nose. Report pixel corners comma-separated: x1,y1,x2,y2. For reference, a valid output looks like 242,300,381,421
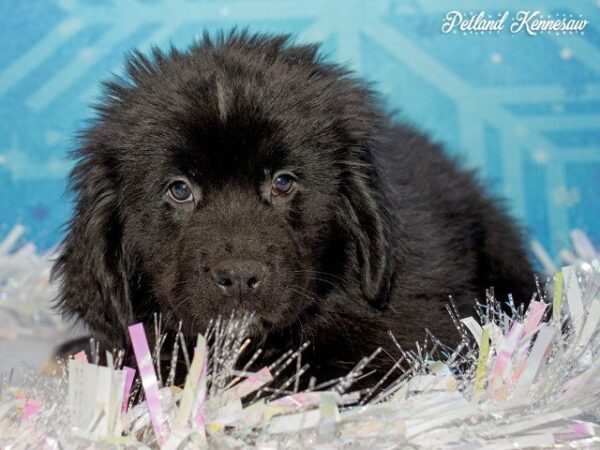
211,260,267,296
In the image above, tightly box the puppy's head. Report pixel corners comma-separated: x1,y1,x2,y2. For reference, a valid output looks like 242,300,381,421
53,33,394,344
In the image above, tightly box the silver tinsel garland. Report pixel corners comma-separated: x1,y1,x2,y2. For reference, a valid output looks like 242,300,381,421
0,226,599,449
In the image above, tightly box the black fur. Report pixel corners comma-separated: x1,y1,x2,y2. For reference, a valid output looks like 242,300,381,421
53,32,534,382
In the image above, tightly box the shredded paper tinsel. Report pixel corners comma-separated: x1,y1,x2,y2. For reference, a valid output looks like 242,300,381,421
1,226,599,449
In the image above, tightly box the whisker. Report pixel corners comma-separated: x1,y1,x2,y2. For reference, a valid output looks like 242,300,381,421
288,269,347,284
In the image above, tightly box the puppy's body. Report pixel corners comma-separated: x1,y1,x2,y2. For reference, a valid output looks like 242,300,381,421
259,124,533,378
53,33,533,383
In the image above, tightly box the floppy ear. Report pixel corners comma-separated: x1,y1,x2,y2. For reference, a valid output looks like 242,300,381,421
339,162,395,309
52,152,133,346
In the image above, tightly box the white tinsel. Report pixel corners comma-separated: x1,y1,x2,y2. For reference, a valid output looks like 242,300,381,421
531,228,600,275
0,225,64,340
0,226,599,449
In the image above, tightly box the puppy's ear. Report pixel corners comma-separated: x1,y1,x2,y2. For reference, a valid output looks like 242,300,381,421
52,150,133,346
340,165,394,309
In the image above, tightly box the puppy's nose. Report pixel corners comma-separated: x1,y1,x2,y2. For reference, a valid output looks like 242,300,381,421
211,260,267,296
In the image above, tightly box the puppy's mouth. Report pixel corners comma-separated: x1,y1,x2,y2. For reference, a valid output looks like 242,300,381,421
243,315,269,336
228,309,295,339
225,315,271,349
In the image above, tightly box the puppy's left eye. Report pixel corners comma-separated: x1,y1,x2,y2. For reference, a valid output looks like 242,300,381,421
168,180,193,203
271,173,296,197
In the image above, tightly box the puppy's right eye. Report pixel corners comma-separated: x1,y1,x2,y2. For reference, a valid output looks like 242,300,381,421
271,172,297,197
168,180,193,203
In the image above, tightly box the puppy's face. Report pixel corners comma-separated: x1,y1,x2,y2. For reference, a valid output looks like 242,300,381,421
55,36,394,343
120,87,342,335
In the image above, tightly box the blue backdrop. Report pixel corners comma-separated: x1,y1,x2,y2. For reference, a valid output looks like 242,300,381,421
1,0,599,260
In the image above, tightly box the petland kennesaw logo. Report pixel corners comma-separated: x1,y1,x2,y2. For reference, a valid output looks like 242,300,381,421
441,11,589,36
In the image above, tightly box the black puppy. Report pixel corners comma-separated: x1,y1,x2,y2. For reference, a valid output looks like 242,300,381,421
53,32,534,382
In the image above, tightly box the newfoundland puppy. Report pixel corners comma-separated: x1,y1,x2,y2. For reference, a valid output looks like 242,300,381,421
53,32,534,382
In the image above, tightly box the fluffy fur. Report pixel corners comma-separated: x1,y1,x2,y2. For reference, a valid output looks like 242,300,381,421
53,32,534,382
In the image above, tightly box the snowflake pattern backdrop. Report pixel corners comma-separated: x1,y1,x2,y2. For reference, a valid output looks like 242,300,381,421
0,0,599,260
